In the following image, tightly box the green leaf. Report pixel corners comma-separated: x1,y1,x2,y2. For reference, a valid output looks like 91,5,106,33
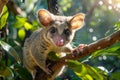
68,60,87,75
0,67,14,80
83,74,93,80
31,20,39,30
13,16,27,28
0,5,9,29
18,29,26,40
86,65,104,80
16,16,27,21
109,71,120,80
68,60,105,80
32,20,39,27
115,21,120,30
13,20,25,28
48,51,61,61
91,42,120,59
0,40,21,64
24,22,33,30
14,64,32,80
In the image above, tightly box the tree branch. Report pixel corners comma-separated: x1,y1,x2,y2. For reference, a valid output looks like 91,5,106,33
35,30,120,80
6,0,24,16
0,0,8,15
66,31,120,60
35,0,120,80
50,30,120,78
47,0,60,15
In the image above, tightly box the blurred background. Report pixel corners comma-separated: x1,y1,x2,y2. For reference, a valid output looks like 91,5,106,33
0,0,120,80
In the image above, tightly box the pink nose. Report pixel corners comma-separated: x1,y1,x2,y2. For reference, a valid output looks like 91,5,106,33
56,39,64,47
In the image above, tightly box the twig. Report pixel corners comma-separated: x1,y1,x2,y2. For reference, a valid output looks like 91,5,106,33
6,0,24,15
0,0,8,15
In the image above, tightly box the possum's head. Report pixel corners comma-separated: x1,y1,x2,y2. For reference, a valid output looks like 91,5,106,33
38,9,85,47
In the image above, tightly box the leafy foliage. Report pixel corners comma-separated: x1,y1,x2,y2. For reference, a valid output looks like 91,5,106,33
0,40,21,64
0,0,120,80
109,71,120,80
91,42,120,59
13,64,32,80
0,67,13,80
13,16,27,29
115,21,120,30
0,5,9,29
68,60,106,80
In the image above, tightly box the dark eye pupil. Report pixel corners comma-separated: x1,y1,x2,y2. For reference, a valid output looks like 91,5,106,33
64,29,70,36
50,27,56,33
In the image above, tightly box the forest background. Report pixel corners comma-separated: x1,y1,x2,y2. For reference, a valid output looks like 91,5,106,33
0,0,120,80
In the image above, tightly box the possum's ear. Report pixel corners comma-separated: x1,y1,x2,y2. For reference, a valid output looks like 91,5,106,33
38,9,53,27
69,13,85,30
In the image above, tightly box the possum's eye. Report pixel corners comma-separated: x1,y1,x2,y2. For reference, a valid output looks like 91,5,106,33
64,29,71,36
50,27,57,34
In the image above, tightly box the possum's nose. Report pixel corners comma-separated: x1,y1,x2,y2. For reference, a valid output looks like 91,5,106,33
55,37,64,47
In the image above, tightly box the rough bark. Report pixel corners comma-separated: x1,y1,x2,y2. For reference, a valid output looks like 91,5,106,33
47,0,60,15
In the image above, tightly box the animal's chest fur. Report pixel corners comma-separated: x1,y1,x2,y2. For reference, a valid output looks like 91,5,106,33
27,29,64,59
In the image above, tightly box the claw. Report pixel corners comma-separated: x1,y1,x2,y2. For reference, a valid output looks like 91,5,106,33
45,63,53,75
71,44,87,56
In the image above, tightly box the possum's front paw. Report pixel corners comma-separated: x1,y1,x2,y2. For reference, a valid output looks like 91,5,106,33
71,44,87,56
45,63,54,75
